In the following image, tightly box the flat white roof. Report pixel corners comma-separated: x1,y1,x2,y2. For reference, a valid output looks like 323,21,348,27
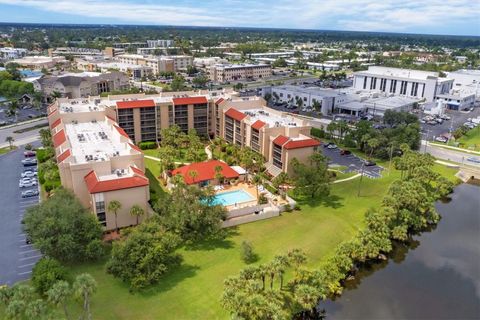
64,120,132,164
243,108,303,128
357,66,440,81
59,99,107,113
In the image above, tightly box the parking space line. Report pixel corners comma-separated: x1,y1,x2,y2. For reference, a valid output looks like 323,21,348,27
18,262,36,268
17,271,32,276
19,249,38,254
19,254,41,261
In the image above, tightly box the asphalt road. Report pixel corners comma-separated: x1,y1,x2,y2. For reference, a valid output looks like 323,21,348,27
0,118,47,149
421,140,480,167
0,144,42,285
322,145,384,178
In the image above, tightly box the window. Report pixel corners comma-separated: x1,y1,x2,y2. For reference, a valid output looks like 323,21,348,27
370,77,377,90
94,193,106,227
363,77,367,89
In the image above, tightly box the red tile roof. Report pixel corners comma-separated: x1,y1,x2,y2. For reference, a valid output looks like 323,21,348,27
251,120,266,130
116,99,155,109
114,125,130,139
84,170,149,194
173,96,208,105
50,118,62,129
48,108,58,117
52,129,66,148
57,149,71,163
273,135,289,146
171,160,239,185
225,108,246,121
215,98,224,105
128,143,143,153
284,138,321,150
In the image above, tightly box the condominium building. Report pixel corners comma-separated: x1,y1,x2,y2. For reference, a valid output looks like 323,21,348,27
215,98,320,176
33,71,129,100
353,66,453,102
115,54,192,73
48,47,103,57
47,99,149,231
146,40,175,48
209,64,272,83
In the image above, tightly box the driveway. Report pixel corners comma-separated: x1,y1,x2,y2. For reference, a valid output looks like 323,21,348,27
0,144,42,285
322,146,384,178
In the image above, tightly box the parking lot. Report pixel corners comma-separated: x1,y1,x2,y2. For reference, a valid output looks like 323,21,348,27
0,143,42,285
322,145,384,178
420,107,480,139
0,104,47,127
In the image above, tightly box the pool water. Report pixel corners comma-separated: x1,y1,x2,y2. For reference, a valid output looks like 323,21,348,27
210,189,255,206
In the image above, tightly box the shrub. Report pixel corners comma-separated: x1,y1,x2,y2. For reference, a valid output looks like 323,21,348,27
311,127,326,139
265,184,278,195
31,257,67,295
283,204,292,212
44,179,61,192
138,141,157,150
24,143,33,150
258,193,268,204
240,240,257,264
36,147,54,163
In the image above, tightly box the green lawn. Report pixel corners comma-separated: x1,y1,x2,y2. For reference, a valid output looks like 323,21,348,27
142,147,207,163
457,126,480,151
0,146,16,155
2,162,458,319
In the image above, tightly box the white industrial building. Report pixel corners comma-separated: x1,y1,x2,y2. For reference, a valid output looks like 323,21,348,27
353,66,453,102
262,85,348,115
446,69,480,100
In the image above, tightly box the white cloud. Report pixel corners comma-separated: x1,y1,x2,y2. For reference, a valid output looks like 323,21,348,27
0,0,479,35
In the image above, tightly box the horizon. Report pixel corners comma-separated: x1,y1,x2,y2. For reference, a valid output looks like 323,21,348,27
0,21,479,39
0,0,479,37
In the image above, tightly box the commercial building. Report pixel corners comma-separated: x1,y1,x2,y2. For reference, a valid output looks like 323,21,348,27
209,64,272,83
262,85,349,115
33,71,129,100
146,40,175,48
48,47,103,57
446,69,480,100
353,66,453,102
47,99,149,231
0,47,28,60
7,56,69,70
434,90,475,110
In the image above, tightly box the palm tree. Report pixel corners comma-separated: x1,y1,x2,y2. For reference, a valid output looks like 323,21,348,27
252,175,262,204
130,205,145,225
50,91,62,101
73,273,97,320
214,165,224,184
367,138,380,159
107,200,121,231
188,170,198,184
47,280,72,320
5,136,14,149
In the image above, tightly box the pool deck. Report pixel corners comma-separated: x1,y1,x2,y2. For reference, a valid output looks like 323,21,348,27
216,182,288,210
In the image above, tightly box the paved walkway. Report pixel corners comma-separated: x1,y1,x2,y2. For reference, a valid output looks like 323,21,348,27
333,173,361,184
205,145,213,159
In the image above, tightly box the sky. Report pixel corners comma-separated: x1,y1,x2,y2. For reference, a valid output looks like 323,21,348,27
0,0,479,36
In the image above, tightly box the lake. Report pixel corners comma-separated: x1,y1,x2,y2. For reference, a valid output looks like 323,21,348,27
319,183,480,319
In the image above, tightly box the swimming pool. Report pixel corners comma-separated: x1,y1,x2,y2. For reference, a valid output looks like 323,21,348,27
210,189,255,206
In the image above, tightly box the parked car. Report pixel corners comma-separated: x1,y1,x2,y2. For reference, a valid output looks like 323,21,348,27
21,170,37,178
427,120,437,125
19,179,38,188
466,156,480,163
21,158,37,166
441,115,451,120
340,149,352,155
364,160,376,166
436,118,444,124
435,136,448,143
21,189,39,198
24,150,36,157
327,144,337,149
323,142,332,148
